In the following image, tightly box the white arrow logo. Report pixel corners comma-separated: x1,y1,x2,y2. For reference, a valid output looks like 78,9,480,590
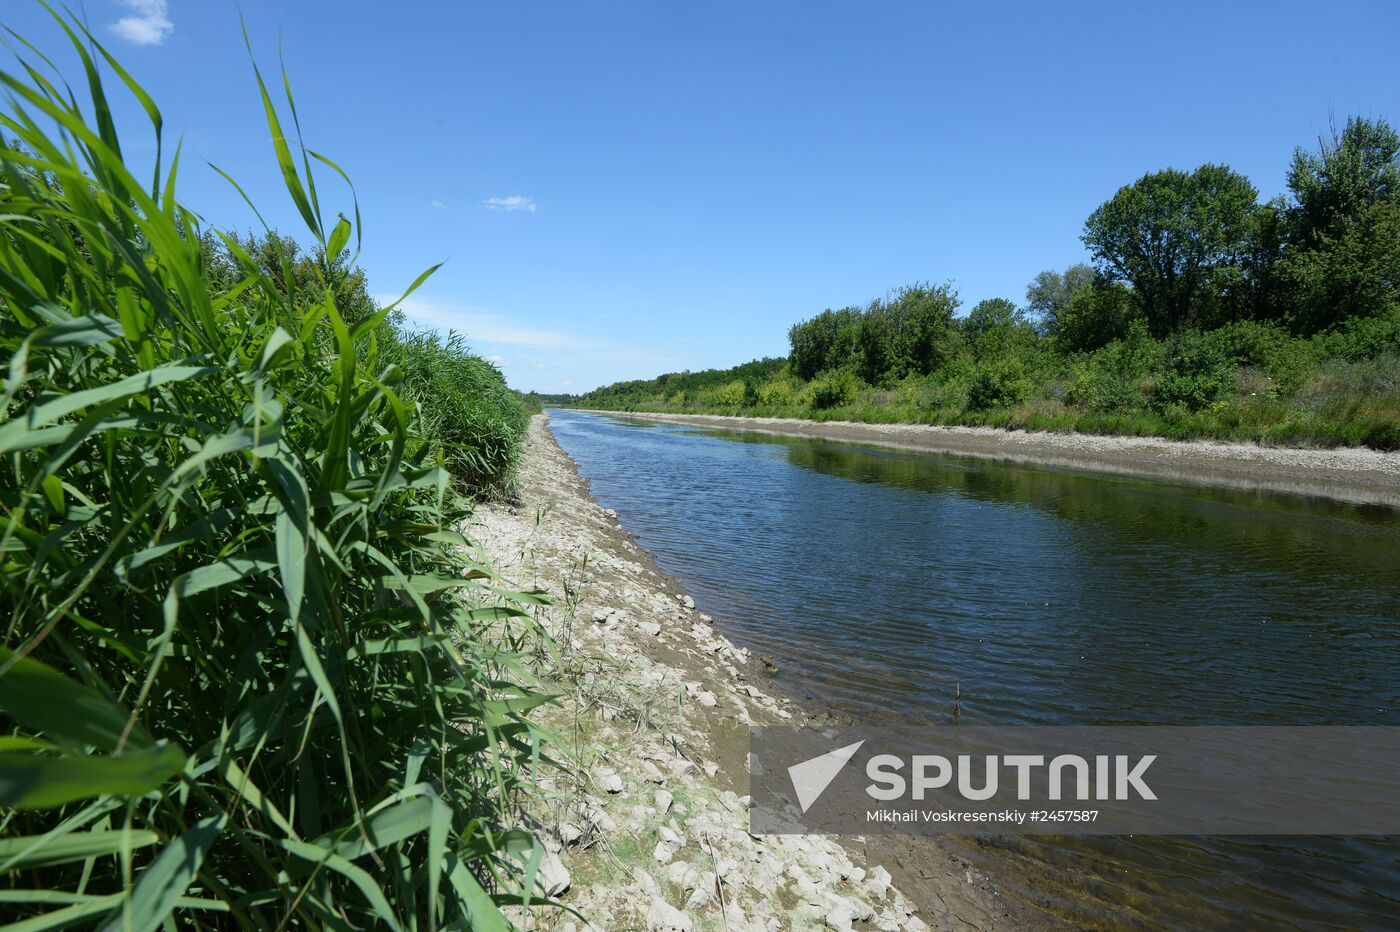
788,740,865,812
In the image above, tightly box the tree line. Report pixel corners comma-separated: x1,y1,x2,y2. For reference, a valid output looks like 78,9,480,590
575,115,1400,450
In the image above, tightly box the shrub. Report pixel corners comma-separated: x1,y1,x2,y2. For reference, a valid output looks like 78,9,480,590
0,17,546,929
1204,320,1290,368
966,360,1032,410
1316,308,1400,362
1153,333,1234,412
810,370,860,409
396,330,529,493
698,378,747,407
757,376,797,407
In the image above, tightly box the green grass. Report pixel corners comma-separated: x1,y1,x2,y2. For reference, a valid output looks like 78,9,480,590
572,327,1400,451
1,9,551,929
394,330,531,495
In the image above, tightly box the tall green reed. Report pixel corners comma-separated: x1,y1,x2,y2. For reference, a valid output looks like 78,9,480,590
0,8,552,929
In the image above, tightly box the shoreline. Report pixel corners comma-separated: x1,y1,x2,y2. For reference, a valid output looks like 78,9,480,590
572,410,1400,507
473,414,1054,930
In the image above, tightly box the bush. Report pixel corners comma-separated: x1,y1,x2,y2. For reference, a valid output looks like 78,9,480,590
698,378,747,407
810,370,860,409
396,330,529,493
0,17,546,928
1153,333,1234,412
757,376,798,407
1316,308,1400,362
1204,320,1290,368
966,360,1032,410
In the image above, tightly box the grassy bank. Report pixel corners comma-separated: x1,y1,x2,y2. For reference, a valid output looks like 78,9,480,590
574,302,1400,450
1,12,544,929
575,115,1400,450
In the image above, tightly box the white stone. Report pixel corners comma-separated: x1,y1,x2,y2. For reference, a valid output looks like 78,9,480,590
684,882,714,910
645,899,693,932
558,822,584,846
599,772,623,794
655,789,674,814
631,866,660,898
866,864,892,901
638,621,662,637
824,903,855,932
538,852,570,897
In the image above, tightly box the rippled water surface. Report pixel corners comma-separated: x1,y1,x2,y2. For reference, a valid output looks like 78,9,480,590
548,410,1400,927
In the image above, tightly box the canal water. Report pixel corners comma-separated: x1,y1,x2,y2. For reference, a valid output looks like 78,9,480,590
547,409,1400,928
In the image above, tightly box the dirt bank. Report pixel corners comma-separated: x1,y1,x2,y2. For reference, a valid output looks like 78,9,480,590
472,415,1058,930
579,411,1400,508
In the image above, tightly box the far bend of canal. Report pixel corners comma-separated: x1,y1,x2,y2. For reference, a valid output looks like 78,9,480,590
547,409,1400,929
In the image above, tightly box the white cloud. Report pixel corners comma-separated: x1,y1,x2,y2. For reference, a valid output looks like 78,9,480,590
382,296,597,350
483,195,536,213
111,0,173,46
484,354,506,365
430,200,447,210
377,295,683,394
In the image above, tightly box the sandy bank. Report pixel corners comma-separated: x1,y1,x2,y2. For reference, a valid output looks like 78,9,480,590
471,415,1053,930
579,411,1400,507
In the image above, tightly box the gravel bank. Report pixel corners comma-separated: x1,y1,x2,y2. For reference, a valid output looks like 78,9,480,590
472,415,1054,930
581,411,1400,507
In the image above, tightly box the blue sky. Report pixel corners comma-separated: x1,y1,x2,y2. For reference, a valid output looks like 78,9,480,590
4,1,1399,393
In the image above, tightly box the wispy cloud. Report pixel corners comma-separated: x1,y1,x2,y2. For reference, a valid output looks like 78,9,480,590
383,296,597,350
483,195,536,214
430,200,447,210
378,295,682,394
111,0,173,46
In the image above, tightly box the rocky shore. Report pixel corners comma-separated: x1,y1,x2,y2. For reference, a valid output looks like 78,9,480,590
472,414,1039,931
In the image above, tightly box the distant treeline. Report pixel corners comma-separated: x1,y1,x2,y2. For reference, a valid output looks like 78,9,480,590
574,116,1400,449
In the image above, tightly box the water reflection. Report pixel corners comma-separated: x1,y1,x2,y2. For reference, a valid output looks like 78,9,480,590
548,410,1400,927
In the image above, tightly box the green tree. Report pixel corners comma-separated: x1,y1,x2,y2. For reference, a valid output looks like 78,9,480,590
1287,116,1400,247
882,283,961,378
789,306,861,378
1281,200,1400,331
1056,279,1138,353
1026,263,1095,335
964,297,1035,361
1281,117,1400,332
203,230,386,330
1082,165,1259,335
